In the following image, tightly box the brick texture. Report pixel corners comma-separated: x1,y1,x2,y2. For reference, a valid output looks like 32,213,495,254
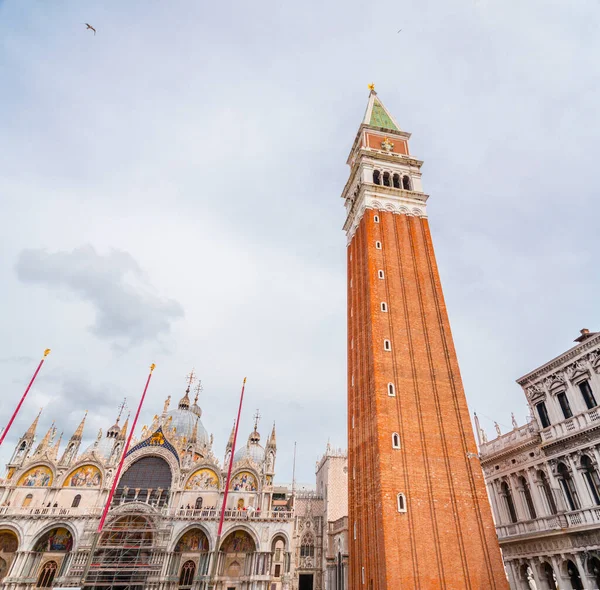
347,211,509,589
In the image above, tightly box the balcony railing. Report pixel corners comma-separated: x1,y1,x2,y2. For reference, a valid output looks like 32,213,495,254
540,407,600,442
0,504,293,521
162,507,293,521
480,422,539,458
0,505,103,517
497,506,600,540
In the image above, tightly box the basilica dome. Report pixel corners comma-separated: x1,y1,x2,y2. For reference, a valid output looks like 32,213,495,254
83,435,115,459
165,389,209,446
233,428,265,464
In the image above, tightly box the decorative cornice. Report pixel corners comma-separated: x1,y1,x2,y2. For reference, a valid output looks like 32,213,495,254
343,184,428,242
518,333,600,386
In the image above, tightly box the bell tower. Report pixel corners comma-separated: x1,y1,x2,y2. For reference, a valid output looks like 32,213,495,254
342,87,508,589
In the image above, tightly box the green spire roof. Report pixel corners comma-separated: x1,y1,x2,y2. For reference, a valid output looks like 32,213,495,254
362,90,401,131
369,98,399,131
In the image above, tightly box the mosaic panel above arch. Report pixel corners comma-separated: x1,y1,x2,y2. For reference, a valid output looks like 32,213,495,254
175,528,209,552
63,464,102,488
17,465,53,487
185,468,219,491
34,528,73,552
221,530,255,553
230,471,257,492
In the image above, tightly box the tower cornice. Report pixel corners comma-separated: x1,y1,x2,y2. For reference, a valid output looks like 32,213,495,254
346,124,412,166
342,183,429,242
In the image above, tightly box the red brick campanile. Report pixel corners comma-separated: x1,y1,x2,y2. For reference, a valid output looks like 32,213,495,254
343,88,508,589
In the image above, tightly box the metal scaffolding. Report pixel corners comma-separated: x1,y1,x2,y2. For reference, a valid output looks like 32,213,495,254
82,514,167,589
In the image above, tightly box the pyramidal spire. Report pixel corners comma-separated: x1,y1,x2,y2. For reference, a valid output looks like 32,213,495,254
24,408,43,441
268,422,277,448
119,414,129,440
72,411,88,441
362,85,401,132
226,421,236,449
34,422,55,455
50,431,63,460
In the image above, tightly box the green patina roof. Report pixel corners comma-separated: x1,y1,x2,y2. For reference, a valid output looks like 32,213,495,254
369,99,399,131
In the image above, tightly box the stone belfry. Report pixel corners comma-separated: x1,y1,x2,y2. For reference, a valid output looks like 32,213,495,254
342,87,508,589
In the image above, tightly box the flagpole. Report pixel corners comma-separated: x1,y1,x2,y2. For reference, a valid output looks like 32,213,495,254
0,349,51,447
81,363,156,588
97,363,156,532
207,377,247,590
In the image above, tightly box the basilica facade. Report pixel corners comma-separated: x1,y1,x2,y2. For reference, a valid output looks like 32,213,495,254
480,329,600,589
0,382,348,590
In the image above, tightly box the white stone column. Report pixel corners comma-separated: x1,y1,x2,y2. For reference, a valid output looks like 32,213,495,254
486,481,503,526
574,552,597,590
564,455,585,509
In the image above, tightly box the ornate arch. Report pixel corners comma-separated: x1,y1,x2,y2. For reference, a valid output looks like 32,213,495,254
14,462,56,487
184,465,220,491
270,531,290,551
118,447,179,489
229,469,259,492
171,525,212,553
59,461,105,488
219,524,260,552
0,523,24,547
29,522,78,552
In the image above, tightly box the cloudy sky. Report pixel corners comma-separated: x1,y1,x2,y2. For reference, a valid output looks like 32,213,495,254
0,0,599,482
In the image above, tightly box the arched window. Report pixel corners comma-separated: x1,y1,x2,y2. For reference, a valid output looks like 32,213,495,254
538,471,558,515
402,176,412,190
374,214,379,223
388,383,395,396
541,561,557,590
501,481,518,523
14,441,28,462
179,560,196,587
72,494,81,508
581,455,600,505
519,476,536,519
588,556,600,589
36,560,58,587
557,392,573,419
557,462,580,511
520,564,537,590
383,172,391,187
195,497,203,510
579,380,597,409
373,170,381,185
567,559,584,590
392,433,400,449
380,302,387,312
384,340,391,351
300,534,315,557
22,494,33,508
396,493,407,512
117,456,172,506
393,173,401,188
536,401,551,428
378,270,384,279
375,241,382,249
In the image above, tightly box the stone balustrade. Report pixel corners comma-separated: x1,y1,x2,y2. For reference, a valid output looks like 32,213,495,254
498,506,600,540
540,406,600,442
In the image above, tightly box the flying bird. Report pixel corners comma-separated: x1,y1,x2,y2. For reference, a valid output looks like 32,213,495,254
397,29,403,33
84,23,96,35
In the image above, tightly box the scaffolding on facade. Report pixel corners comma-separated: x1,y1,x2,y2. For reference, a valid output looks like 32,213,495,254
81,513,169,590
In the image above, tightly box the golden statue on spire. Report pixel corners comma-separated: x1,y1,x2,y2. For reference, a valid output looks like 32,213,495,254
368,83,376,92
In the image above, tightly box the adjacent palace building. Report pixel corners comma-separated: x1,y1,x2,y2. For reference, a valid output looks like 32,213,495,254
480,328,600,590
0,382,349,590
341,87,507,589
